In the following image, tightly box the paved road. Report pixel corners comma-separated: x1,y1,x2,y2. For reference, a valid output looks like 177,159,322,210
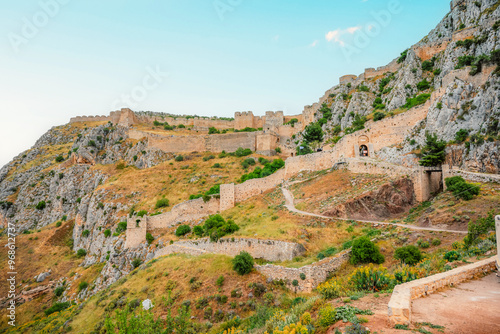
281,185,467,234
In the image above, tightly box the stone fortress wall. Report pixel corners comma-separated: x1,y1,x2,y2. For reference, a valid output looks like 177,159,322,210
153,237,306,262
255,249,352,292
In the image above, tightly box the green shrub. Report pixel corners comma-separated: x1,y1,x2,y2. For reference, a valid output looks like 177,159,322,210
155,198,170,208
56,221,62,227
216,276,225,286
55,155,64,163
317,247,337,260
146,232,154,244
444,250,460,262
394,245,422,265
234,147,252,157
350,236,385,264
318,305,337,327
431,238,441,246
275,147,282,153
82,230,90,238
175,155,184,162
403,93,431,109
421,60,434,71
240,159,285,183
103,229,111,238
78,281,88,291
349,264,392,292
445,176,480,200
132,258,142,268
232,251,254,275
456,55,475,68
136,210,147,217
54,286,65,297
36,201,46,210
76,249,87,257
45,302,70,316
417,79,431,91
175,224,191,237
455,129,469,143
116,221,127,233
373,111,386,121
193,225,203,236
208,127,220,134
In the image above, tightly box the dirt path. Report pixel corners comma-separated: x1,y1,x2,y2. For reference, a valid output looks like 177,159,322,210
281,185,467,234
411,273,500,334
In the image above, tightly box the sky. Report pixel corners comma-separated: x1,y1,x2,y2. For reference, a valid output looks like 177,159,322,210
0,0,450,168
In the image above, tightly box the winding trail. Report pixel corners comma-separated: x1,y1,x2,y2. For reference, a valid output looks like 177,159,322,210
281,184,467,234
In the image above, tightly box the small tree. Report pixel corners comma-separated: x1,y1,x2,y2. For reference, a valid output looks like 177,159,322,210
36,201,46,210
394,245,422,265
350,236,385,264
155,198,169,208
455,129,469,143
419,133,446,167
303,123,324,143
232,251,254,275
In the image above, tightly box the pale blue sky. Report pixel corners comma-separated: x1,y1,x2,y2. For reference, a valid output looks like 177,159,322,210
0,0,450,167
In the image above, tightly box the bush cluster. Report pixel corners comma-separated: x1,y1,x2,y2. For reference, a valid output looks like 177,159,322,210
240,159,284,183
193,214,239,242
232,251,254,275
445,176,480,200
350,237,385,265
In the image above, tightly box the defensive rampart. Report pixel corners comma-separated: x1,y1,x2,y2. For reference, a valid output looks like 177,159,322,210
153,237,306,262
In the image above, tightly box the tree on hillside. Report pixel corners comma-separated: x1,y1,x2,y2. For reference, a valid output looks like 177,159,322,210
419,133,446,167
303,123,323,143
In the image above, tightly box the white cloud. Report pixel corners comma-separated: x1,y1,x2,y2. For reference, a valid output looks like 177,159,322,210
309,40,318,47
325,26,362,47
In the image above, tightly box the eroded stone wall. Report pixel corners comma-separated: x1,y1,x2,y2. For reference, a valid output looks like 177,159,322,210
154,237,306,262
255,249,351,292
147,197,220,230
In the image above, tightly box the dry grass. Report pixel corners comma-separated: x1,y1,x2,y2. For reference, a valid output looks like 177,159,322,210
69,253,267,332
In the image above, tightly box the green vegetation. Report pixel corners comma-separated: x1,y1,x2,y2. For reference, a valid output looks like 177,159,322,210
82,230,90,238
394,245,422,265
76,249,87,257
36,201,46,210
232,251,254,275
240,159,285,183
419,133,446,167
345,115,367,134
416,79,431,91
350,236,385,265
303,123,324,143
397,49,409,63
175,155,184,162
403,93,431,109
234,147,253,157
193,214,239,241
146,232,155,244
55,155,65,162
285,118,299,127
455,129,469,143
445,176,480,201
45,302,71,316
155,198,170,208
234,127,258,132
175,224,191,237
104,229,111,238
208,127,220,134
373,111,386,121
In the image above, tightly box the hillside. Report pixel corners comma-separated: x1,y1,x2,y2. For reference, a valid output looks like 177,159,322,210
0,1,499,333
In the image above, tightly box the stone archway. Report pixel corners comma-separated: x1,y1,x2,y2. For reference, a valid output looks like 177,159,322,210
359,145,369,157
